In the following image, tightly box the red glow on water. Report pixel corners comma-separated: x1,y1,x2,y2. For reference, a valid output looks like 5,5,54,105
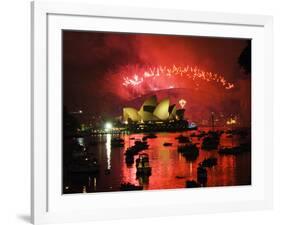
119,131,250,190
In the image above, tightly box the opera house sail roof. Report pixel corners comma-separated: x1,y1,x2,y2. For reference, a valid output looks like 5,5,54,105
123,95,185,123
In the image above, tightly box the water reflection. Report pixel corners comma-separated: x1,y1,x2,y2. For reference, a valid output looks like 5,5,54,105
64,129,251,193
105,134,111,170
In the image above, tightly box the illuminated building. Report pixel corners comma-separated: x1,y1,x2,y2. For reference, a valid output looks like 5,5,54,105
121,95,197,132
123,95,185,123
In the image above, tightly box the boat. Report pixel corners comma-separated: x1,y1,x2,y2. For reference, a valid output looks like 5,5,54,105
137,175,150,186
120,183,143,191
134,140,149,150
201,157,217,168
125,146,140,156
197,164,207,183
176,135,191,143
124,140,149,157
142,136,148,141
201,131,220,150
125,154,134,166
175,175,186,179
136,153,152,176
185,180,200,188
178,143,199,159
145,133,157,139
125,146,139,156
163,142,173,146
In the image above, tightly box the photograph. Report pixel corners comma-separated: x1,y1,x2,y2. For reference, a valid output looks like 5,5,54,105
62,30,251,194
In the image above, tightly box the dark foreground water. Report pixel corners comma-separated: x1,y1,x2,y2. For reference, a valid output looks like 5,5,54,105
63,128,251,193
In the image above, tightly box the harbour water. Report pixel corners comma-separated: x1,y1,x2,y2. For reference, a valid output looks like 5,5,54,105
63,128,251,193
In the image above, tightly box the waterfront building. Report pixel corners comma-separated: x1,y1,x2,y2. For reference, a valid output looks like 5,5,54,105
123,95,185,123
122,96,196,132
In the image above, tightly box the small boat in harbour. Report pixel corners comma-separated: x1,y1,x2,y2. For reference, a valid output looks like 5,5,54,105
201,157,217,168
125,140,149,156
142,136,148,141
175,175,186,179
197,163,207,184
163,142,173,147
178,143,199,159
145,133,157,139
125,154,134,166
136,153,152,177
201,131,221,150
176,135,191,143
134,140,149,149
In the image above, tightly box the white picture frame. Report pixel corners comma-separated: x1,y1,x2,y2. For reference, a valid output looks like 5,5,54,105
31,1,273,224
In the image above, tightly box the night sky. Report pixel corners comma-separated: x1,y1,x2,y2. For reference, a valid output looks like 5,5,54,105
63,31,251,125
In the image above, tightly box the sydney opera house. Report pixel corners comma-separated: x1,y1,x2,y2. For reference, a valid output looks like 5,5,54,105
123,96,185,123
122,96,195,132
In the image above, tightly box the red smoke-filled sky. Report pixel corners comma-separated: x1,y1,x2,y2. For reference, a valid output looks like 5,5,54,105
63,31,251,125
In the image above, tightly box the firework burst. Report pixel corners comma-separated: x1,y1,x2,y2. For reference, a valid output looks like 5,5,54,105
106,64,236,100
121,65,234,90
